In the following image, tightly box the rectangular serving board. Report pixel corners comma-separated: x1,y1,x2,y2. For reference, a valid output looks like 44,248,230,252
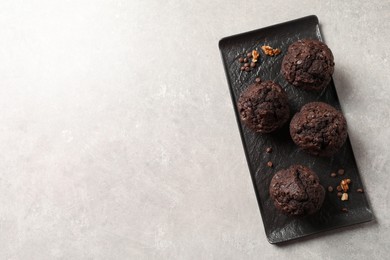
219,15,373,244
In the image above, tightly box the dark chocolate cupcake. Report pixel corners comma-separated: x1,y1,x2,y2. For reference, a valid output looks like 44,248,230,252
269,165,325,216
281,39,334,91
237,81,290,133
290,102,347,157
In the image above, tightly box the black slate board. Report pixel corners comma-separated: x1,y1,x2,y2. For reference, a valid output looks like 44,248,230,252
219,15,373,244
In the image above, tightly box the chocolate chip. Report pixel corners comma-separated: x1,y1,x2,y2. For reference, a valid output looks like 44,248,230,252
330,172,337,178
240,66,245,71
255,77,261,83
337,192,343,198
328,186,333,192
336,185,342,191
250,62,256,68
357,188,364,193
247,52,252,58
245,67,250,72
338,169,345,176
267,161,273,167
244,63,249,67
239,57,244,63
341,207,348,213
243,58,248,63
266,147,272,153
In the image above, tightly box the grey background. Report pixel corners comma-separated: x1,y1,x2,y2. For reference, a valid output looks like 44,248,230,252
0,0,389,259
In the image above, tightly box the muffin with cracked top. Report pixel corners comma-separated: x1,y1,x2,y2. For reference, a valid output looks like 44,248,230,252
237,81,290,133
281,39,334,91
269,164,325,216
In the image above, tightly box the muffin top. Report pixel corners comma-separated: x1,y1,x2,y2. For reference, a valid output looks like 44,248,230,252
237,81,290,133
290,102,347,156
281,39,334,91
269,164,325,216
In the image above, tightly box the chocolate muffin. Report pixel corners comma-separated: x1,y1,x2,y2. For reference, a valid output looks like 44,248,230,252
269,165,325,216
281,39,335,91
290,102,347,156
237,81,290,133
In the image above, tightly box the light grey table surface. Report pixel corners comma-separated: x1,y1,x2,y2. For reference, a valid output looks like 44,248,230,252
0,0,389,259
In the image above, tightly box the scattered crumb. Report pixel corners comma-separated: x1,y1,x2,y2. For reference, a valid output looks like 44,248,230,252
338,169,345,175
341,193,349,201
261,45,281,56
252,50,260,62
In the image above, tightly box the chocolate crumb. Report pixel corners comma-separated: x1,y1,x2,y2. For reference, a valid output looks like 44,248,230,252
328,186,333,192
336,185,342,192
240,66,245,71
255,77,261,83
341,207,348,213
267,161,273,168
245,67,250,72
250,62,256,68
266,147,272,153
338,169,345,176
330,172,337,178
337,192,343,198
243,58,248,63
247,52,252,58
239,57,244,63
244,63,249,67
357,188,364,193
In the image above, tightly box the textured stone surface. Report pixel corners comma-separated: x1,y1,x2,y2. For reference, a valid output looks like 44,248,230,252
0,0,389,259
